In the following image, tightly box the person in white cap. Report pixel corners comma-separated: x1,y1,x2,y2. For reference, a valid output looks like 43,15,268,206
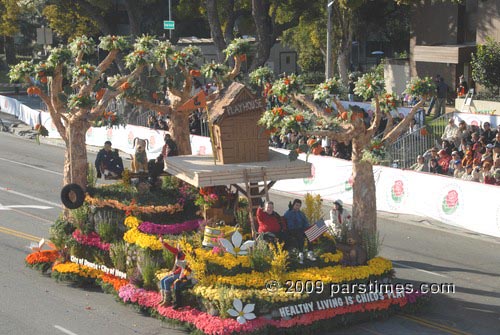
328,200,352,241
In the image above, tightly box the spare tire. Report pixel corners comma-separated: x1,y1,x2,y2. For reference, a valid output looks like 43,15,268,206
60,183,85,209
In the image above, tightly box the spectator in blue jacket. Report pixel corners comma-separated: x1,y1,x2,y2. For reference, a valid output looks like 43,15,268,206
283,199,316,264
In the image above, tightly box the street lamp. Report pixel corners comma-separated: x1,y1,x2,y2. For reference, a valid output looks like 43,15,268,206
325,0,335,79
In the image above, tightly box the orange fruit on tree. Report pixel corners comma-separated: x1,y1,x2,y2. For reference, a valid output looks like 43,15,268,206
420,128,428,136
120,82,131,91
27,87,35,95
340,111,348,120
239,54,247,62
96,88,106,101
189,69,201,77
312,146,323,155
40,76,48,84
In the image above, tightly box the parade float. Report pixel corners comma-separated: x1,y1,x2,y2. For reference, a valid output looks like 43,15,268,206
24,84,431,335
18,34,432,335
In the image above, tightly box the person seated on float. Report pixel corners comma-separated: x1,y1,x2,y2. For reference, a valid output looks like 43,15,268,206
328,199,352,242
256,201,285,245
283,199,316,264
95,141,124,178
158,237,191,309
162,134,178,157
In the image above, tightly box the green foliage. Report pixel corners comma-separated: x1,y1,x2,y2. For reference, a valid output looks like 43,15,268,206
99,35,130,52
271,74,303,99
248,240,272,272
49,217,75,250
471,38,500,95
46,47,73,68
235,208,251,237
95,221,117,243
312,78,345,102
362,230,383,260
139,250,162,291
8,60,34,83
249,66,275,89
223,38,252,59
109,241,128,272
71,204,91,233
71,63,98,82
87,162,97,188
43,4,100,39
354,72,385,101
404,76,436,100
201,62,230,81
68,35,96,56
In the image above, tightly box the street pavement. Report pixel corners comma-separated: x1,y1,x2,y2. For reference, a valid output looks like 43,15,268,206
0,129,499,335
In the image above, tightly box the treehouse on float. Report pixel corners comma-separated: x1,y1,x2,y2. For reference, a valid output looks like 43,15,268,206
163,82,311,235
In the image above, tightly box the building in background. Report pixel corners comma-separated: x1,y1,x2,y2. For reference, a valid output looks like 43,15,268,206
410,0,500,94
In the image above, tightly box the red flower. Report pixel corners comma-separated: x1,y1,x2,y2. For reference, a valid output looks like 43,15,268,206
295,115,305,122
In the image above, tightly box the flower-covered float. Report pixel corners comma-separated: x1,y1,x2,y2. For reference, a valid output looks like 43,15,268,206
26,171,429,335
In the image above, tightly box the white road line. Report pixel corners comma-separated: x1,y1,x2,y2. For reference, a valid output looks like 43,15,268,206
392,261,449,278
0,185,60,207
0,157,62,175
54,325,79,335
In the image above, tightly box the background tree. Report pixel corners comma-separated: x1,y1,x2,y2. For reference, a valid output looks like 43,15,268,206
0,0,23,64
9,35,145,190
255,68,435,235
471,38,500,96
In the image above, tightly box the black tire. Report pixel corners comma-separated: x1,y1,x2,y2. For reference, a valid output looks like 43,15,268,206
60,183,85,209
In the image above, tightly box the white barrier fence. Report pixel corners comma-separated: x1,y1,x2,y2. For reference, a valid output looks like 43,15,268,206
2,95,499,238
272,149,500,238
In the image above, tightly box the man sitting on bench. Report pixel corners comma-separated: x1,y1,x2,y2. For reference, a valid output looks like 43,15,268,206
95,141,124,179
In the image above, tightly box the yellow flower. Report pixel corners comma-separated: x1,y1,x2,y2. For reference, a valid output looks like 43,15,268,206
124,216,141,228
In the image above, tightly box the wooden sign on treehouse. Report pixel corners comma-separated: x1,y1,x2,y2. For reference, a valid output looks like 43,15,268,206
209,82,269,164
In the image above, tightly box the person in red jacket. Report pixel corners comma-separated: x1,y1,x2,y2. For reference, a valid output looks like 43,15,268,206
256,201,285,244
158,237,191,309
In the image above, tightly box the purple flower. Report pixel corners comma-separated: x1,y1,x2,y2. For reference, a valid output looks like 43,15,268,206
138,219,202,235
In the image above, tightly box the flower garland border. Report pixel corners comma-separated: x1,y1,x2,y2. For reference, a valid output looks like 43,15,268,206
85,195,184,214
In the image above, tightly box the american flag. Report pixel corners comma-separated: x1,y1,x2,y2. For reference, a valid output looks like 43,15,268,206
305,219,328,242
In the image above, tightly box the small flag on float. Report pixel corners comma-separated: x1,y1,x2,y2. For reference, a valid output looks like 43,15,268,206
305,219,328,242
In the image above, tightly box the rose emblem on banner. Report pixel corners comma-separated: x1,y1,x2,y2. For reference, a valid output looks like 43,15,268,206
149,135,156,148
4,100,8,109
470,120,478,126
198,146,206,155
442,190,459,215
128,131,134,145
344,175,353,191
303,164,315,185
391,180,404,203
86,127,93,138
106,128,113,140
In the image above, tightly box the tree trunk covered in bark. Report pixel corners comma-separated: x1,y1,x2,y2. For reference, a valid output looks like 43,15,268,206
63,119,90,190
205,0,227,62
4,36,16,65
351,134,377,234
169,111,192,155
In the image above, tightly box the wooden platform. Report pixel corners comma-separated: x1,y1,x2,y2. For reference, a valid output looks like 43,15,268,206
164,148,312,187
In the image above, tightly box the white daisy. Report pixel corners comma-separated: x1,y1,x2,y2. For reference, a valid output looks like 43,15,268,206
219,230,254,256
227,298,256,324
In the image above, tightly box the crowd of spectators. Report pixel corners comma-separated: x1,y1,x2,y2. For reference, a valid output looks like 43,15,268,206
410,118,500,185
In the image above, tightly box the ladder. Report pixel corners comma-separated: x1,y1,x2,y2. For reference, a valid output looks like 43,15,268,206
461,89,474,113
243,167,270,238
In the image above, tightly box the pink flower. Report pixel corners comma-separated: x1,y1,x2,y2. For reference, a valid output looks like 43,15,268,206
445,190,459,208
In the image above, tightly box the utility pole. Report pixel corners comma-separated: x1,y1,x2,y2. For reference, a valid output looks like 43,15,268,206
168,0,173,41
325,1,335,79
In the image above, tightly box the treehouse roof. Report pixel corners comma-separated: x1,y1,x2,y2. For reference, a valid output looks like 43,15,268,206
208,82,265,124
